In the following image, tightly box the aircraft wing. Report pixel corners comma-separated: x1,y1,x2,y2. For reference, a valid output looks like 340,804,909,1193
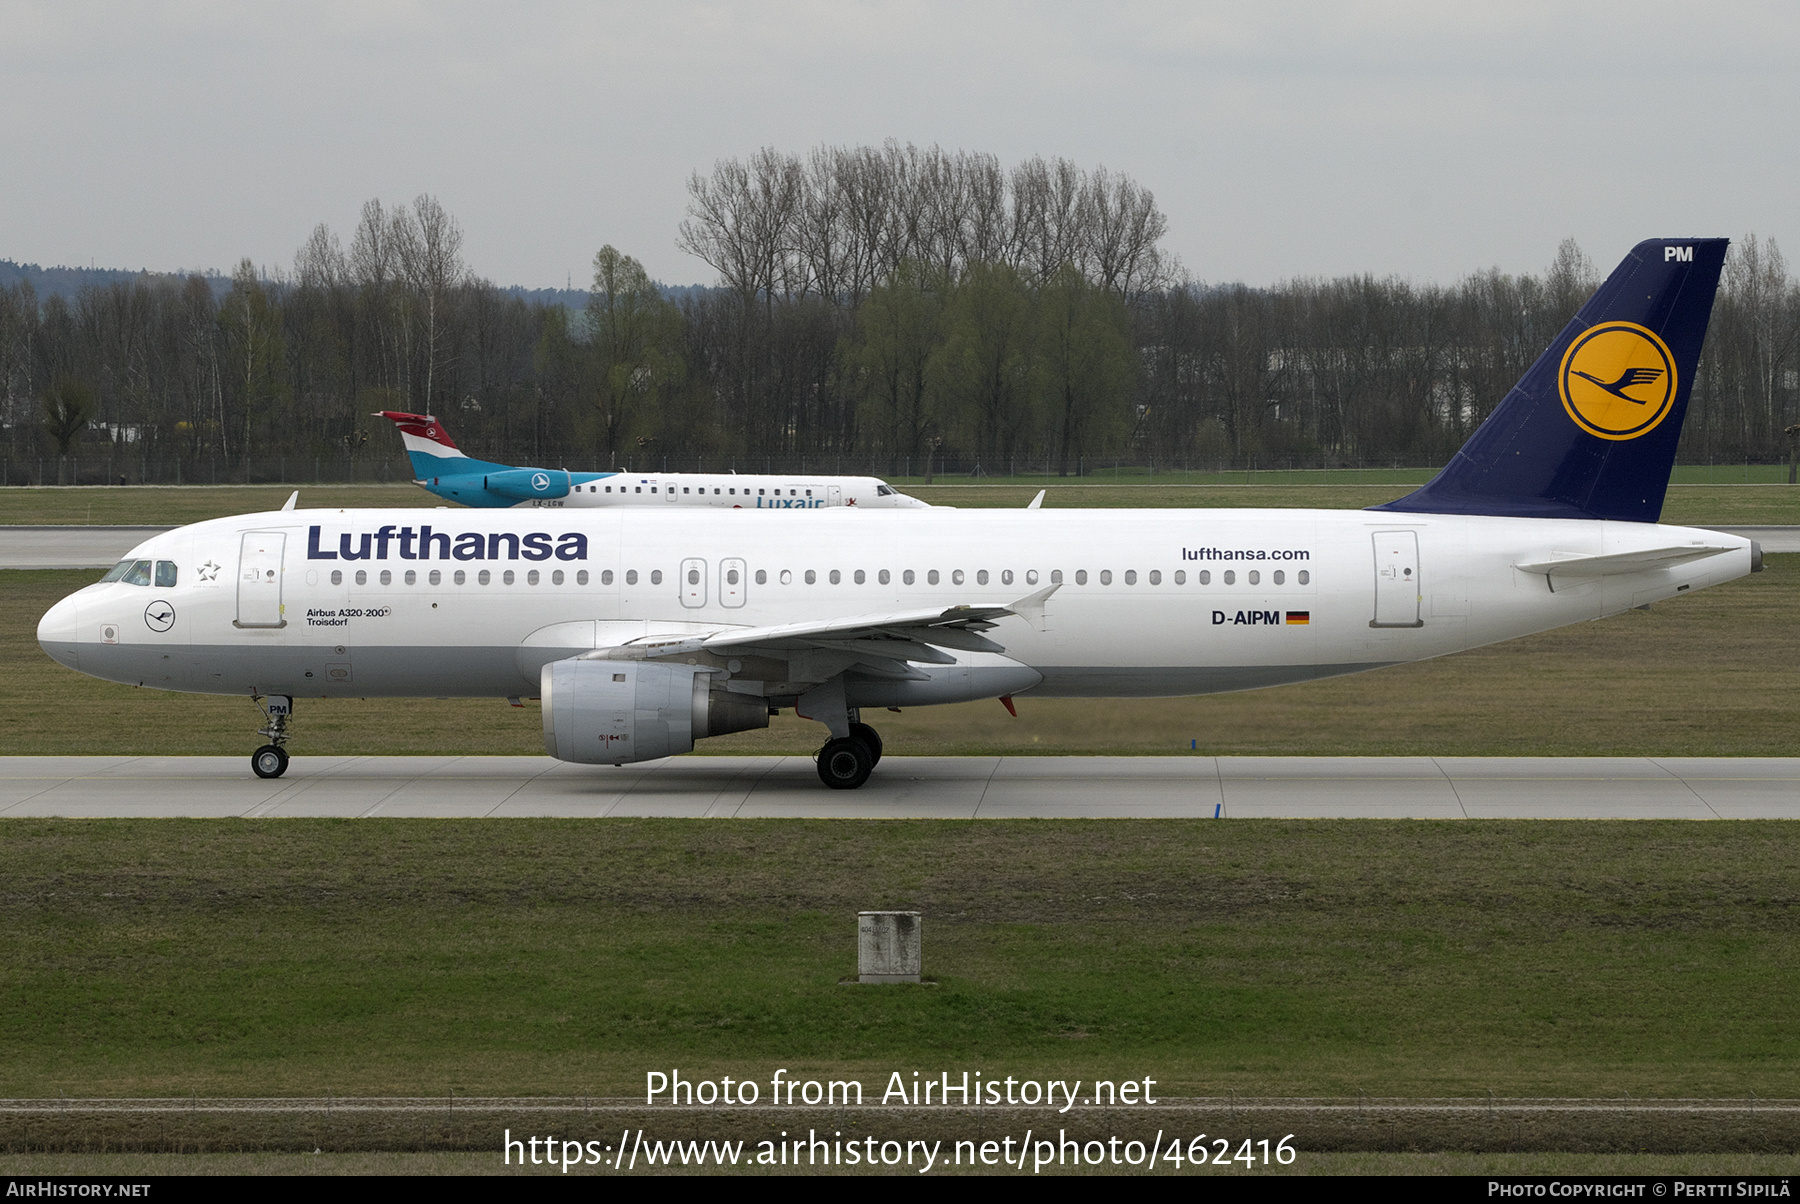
623,584,1060,669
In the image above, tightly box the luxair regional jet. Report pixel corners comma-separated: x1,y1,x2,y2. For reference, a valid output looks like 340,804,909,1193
39,239,1756,789
375,410,929,510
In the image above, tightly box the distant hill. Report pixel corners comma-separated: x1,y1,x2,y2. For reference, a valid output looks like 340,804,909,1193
0,260,711,308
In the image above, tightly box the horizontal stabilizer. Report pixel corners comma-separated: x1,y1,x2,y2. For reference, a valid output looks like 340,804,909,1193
1515,543,1738,585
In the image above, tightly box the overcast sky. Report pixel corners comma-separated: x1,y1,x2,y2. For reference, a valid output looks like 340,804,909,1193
4,2,1797,290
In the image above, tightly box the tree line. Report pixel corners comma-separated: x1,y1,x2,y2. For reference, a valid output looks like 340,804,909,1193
1,144,1796,485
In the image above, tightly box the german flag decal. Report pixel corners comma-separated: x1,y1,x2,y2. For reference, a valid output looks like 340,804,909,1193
1285,611,1310,625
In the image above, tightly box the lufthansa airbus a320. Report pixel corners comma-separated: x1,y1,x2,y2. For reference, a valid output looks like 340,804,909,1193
38,239,1753,789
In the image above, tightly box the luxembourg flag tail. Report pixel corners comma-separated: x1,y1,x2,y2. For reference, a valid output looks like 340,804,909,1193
375,411,509,482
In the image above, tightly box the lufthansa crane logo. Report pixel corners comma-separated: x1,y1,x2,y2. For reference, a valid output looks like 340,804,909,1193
144,600,176,632
1558,321,1678,441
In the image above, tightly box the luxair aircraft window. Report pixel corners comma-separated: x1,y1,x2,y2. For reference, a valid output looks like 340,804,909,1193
1299,570,1310,585
330,570,343,586
1224,570,1236,585
1174,570,1185,585
380,569,392,585
650,570,662,585
554,570,565,585
121,560,152,586
1199,570,1211,584
1248,570,1260,586
878,569,890,584
977,570,989,585
576,570,588,585
626,570,638,585
805,570,817,584
903,570,915,585
1075,570,1087,585
1148,570,1160,585
1049,570,1061,584
755,569,767,584
601,570,613,585
100,560,132,583
155,561,177,587
952,569,964,585
635,487,641,494
877,485,893,496
1124,570,1136,585
355,570,367,585
927,570,940,585
1001,569,1013,585
429,570,442,586
527,570,539,585
854,570,865,584
503,570,514,585
729,489,735,495
606,486,612,493
759,489,765,496
1100,570,1113,585
829,570,840,584
683,487,690,494
479,570,491,585
1273,570,1284,585
779,570,792,584
651,487,657,494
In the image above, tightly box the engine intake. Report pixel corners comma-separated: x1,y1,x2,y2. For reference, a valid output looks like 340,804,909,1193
541,658,769,764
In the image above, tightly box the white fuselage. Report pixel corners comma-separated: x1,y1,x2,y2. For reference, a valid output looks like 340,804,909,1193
38,507,1753,706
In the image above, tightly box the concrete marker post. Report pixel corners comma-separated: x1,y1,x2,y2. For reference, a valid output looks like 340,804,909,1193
858,911,921,983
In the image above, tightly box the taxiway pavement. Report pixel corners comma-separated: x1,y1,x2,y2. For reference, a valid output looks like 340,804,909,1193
1,755,1795,819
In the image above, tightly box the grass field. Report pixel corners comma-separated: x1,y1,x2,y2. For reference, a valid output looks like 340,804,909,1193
1,818,1796,1100
4,555,1797,758
7,479,1800,523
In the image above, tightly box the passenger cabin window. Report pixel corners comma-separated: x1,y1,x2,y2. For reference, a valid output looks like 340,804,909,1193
1049,570,1062,584
1298,570,1311,585
330,570,343,585
755,569,767,584
406,570,418,585
878,570,889,584
574,570,586,585
626,570,638,585
601,570,614,585
927,570,940,585
380,569,392,585
1248,570,1260,585
854,569,865,584
454,570,466,585
1075,570,1087,585
903,570,915,585
429,570,442,585
479,570,491,585
650,570,662,585
503,570,515,585
976,570,988,585
355,570,367,585
527,570,539,585
1224,570,1236,585
1199,570,1211,584
1025,570,1038,585
1273,570,1284,585
805,570,817,584
952,569,964,585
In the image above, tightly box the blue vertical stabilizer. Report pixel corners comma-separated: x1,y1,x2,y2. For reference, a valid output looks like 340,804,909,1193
1376,238,1727,522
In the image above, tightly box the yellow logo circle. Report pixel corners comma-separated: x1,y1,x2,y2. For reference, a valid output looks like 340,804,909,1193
1558,321,1677,441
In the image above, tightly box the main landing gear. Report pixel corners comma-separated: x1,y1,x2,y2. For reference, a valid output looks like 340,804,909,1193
816,719,883,790
251,695,293,779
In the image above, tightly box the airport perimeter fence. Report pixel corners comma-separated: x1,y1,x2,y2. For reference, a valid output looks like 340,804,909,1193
2,452,1796,489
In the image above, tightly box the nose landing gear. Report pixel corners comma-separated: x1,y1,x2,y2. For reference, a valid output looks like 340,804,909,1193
251,695,293,779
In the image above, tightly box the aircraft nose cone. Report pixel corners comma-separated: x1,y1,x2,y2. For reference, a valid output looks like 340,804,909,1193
37,592,84,671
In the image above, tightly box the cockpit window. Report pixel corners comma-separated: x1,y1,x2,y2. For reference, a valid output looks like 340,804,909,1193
120,560,153,586
155,560,177,588
100,560,133,582
876,484,893,496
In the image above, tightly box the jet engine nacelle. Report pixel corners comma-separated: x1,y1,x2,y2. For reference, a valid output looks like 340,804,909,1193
485,467,571,500
541,658,770,765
